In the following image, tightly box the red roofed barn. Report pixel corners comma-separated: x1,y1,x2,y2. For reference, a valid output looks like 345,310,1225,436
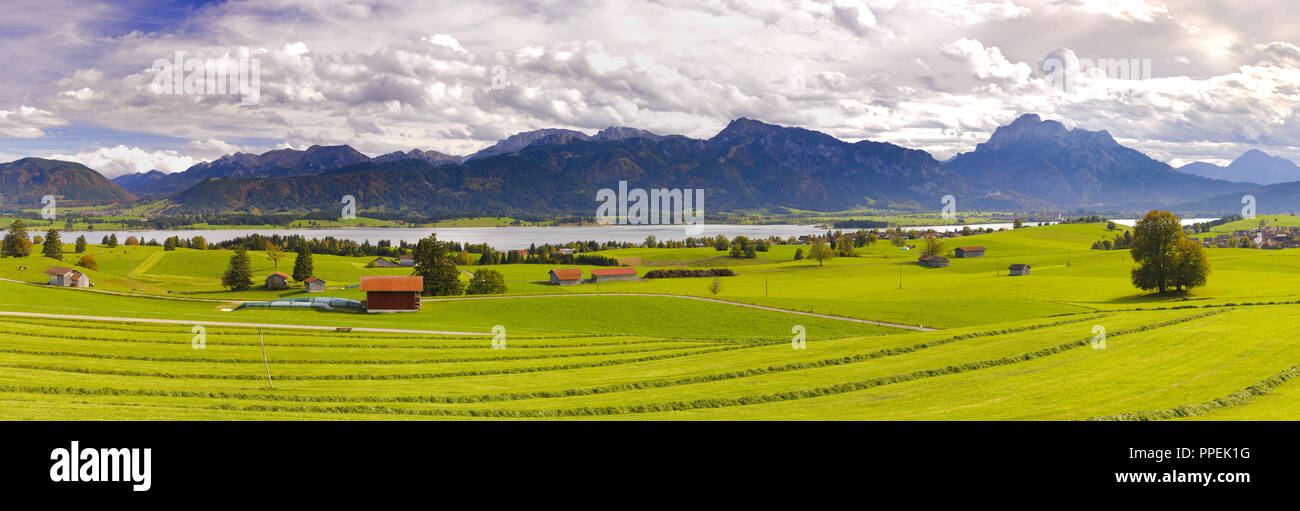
590,267,638,282
360,275,424,312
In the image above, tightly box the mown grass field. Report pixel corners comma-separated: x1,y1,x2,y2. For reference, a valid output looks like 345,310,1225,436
2,220,1299,420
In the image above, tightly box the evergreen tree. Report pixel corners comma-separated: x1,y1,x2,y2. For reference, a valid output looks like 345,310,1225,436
1,219,32,257
412,234,463,296
221,245,254,291
164,237,177,251
74,235,87,253
292,244,314,281
106,233,118,248
41,229,62,260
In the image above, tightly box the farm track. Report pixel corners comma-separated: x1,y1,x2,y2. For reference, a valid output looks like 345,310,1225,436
0,310,494,336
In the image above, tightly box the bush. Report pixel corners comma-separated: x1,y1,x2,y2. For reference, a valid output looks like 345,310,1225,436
75,255,98,271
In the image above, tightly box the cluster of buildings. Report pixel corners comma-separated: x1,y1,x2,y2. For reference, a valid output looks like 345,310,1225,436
265,272,327,292
1202,226,1300,249
913,246,1031,276
547,267,638,285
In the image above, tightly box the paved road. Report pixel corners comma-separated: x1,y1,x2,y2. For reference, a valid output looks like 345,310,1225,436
0,310,493,336
422,293,938,331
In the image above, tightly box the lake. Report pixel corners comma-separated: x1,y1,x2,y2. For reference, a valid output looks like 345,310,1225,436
52,218,1219,250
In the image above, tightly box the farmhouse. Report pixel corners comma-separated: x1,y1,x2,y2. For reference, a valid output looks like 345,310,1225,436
917,255,950,268
398,254,415,267
44,267,90,287
549,268,583,285
266,272,290,290
590,267,638,282
1008,264,1031,276
303,276,326,293
954,246,985,258
359,275,423,312
368,257,398,268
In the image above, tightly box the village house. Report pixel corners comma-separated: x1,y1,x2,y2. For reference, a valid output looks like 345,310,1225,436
954,246,985,258
303,276,326,293
266,272,290,290
368,257,398,268
1008,264,1031,276
360,275,423,312
398,254,415,267
590,267,638,282
44,266,90,287
917,255,950,268
549,268,583,285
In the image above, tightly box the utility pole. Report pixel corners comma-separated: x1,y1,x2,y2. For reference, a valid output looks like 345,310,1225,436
258,329,273,389
898,266,902,289
765,280,768,297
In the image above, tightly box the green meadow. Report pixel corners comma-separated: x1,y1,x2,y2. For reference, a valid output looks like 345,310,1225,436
2,220,1300,419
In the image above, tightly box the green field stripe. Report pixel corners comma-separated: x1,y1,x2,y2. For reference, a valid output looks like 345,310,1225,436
0,342,709,365
0,345,743,380
1086,361,1300,421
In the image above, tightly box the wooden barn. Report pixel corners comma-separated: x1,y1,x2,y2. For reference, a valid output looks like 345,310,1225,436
917,255,950,268
360,275,423,312
398,254,416,267
1008,264,1031,276
44,266,90,287
368,257,398,268
954,246,985,258
303,276,326,293
549,268,583,286
590,267,638,282
266,272,290,290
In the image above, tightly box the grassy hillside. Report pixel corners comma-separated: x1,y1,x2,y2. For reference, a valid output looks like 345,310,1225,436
3,221,1299,420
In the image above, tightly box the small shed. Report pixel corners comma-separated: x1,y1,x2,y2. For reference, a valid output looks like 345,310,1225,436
368,257,398,268
549,268,583,285
917,255,950,268
954,246,985,258
44,266,90,287
360,275,423,312
303,276,326,293
266,272,290,290
398,254,415,267
1008,264,1031,276
590,267,638,282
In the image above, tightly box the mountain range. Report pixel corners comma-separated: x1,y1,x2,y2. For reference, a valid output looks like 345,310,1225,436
1177,149,1300,185
0,114,1288,216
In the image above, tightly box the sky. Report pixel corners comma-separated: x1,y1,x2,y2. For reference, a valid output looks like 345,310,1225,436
0,0,1297,178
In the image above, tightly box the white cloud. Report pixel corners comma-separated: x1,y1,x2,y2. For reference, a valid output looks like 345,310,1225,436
0,106,64,138
47,145,197,178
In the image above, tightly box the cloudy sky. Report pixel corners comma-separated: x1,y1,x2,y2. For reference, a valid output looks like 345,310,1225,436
0,0,1297,178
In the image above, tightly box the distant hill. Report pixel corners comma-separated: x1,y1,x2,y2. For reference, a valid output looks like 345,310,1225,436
945,114,1251,207
1174,180,1300,215
112,144,372,197
1176,149,1300,185
163,118,980,215
0,158,136,207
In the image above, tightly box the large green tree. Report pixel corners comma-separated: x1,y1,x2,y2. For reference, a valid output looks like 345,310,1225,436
413,234,463,296
1130,210,1208,293
74,235,87,253
41,229,62,260
292,244,314,281
1,219,32,257
465,269,507,295
221,245,254,291
808,239,835,266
